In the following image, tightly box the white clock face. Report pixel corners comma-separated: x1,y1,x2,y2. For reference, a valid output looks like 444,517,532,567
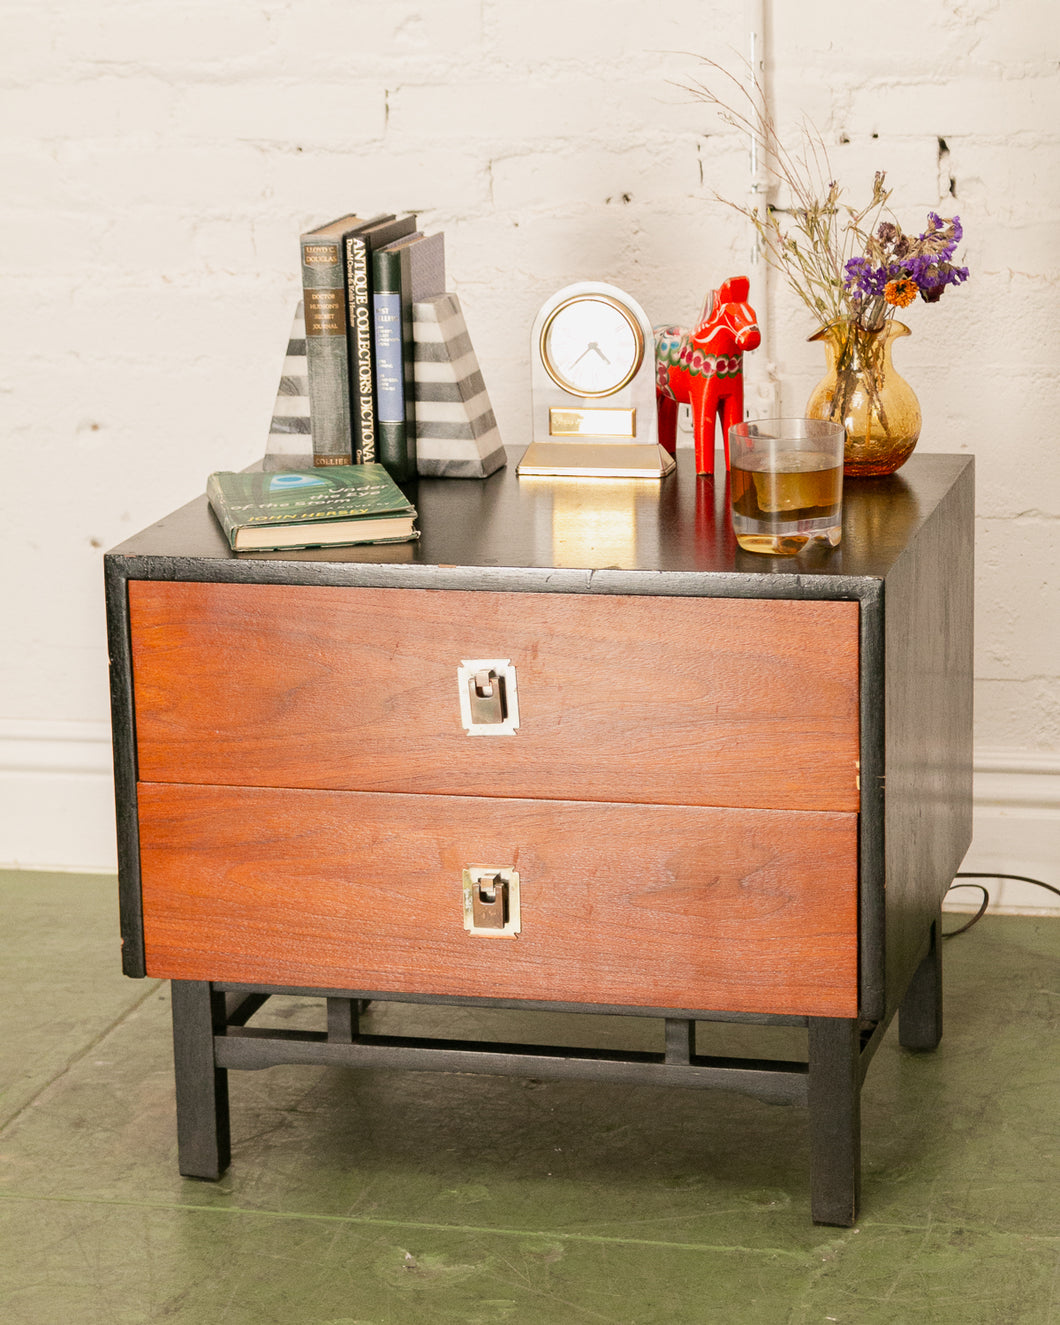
541,295,644,398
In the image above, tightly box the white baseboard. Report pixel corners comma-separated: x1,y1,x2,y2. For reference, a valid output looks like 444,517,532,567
0,719,118,872
1,723,1057,914
950,752,1060,916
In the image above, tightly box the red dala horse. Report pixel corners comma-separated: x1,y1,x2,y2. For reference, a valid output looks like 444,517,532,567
655,276,761,475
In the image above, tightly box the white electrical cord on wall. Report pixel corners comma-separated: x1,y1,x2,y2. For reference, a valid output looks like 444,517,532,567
743,0,780,418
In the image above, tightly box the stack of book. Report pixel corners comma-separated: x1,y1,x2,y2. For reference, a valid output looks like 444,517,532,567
298,211,445,481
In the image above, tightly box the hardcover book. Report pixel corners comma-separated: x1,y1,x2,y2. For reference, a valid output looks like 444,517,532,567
206,464,419,552
373,231,446,481
344,214,417,464
300,211,390,467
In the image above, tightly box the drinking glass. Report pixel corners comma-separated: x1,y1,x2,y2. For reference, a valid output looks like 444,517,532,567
728,418,845,555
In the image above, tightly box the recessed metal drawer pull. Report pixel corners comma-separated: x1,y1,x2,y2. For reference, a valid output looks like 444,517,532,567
457,659,520,735
472,872,506,928
470,669,506,725
463,867,521,937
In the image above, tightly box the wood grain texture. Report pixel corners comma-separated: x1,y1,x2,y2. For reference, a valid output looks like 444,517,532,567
882,459,975,1013
129,582,860,812
137,782,859,1017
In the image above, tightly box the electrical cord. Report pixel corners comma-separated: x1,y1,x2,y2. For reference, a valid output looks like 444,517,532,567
943,873,1060,938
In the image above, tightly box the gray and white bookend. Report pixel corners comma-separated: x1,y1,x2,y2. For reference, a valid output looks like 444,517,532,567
412,293,506,478
263,300,314,472
263,293,505,478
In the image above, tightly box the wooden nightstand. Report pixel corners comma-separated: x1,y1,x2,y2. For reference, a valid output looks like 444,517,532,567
105,449,973,1225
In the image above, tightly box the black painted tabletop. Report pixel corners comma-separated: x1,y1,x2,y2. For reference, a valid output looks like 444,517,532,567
106,448,973,601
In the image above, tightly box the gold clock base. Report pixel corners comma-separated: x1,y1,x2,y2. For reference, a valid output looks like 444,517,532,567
516,442,677,479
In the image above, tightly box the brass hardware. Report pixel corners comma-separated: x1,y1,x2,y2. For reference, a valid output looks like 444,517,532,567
469,668,506,726
471,872,507,929
457,659,520,735
463,867,521,937
516,441,676,478
549,406,637,438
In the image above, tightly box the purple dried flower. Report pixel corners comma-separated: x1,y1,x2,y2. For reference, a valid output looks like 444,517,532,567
915,213,963,261
844,256,887,298
916,260,970,303
845,210,969,312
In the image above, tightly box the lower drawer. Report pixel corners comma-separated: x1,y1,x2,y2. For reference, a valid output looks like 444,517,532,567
137,783,859,1017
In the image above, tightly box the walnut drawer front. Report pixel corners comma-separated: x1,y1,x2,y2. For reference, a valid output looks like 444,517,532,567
136,783,859,1018
129,581,860,813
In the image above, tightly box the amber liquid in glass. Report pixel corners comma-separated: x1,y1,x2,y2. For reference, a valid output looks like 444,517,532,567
730,451,842,555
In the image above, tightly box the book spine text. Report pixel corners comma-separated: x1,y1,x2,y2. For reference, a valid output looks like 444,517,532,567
301,235,353,466
373,246,410,480
346,235,376,464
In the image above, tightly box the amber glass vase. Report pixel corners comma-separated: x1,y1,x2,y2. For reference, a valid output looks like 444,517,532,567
806,320,922,477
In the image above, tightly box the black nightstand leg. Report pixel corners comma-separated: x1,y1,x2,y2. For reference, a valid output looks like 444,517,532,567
326,996,361,1042
807,1017,861,1227
899,912,943,1052
170,980,231,1180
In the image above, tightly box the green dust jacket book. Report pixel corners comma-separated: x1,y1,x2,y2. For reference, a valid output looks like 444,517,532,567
206,464,419,552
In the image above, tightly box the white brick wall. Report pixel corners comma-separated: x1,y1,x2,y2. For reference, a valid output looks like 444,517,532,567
1,0,1057,910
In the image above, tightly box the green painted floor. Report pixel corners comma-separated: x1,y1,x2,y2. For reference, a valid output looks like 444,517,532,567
1,870,1057,1324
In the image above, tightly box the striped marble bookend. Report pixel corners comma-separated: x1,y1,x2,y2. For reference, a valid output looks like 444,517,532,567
412,293,506,478
263,301,314,472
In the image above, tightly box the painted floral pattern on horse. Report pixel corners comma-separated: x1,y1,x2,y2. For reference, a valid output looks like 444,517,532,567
654,331,743,398
654,276,760,475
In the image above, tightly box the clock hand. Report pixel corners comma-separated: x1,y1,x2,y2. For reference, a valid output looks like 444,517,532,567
570,341,612,367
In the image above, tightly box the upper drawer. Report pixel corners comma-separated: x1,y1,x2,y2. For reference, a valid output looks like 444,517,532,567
129,581,860,812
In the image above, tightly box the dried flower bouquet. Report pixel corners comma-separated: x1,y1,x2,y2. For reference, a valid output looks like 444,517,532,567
684,59,969,471
684,58,969,333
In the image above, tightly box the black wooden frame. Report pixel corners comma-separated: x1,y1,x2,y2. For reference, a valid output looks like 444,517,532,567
105,449,974,1226
168,915,940,1227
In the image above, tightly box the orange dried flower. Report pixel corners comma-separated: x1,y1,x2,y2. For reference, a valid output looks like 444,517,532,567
884,278,918,308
